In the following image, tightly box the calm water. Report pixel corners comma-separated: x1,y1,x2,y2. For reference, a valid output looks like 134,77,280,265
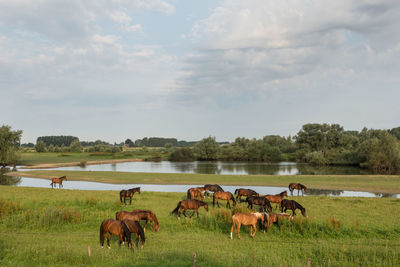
4,177,399,198
20,161,371,175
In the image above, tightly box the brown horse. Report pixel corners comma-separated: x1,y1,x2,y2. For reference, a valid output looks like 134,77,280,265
264,213,292,229
116,209,159,232
234,188,259,201
99,219,131,249
265,191,288,209
122,220,146,249
50,176,67,189
230,212,268,239
171,199,208,218
280,199,307,217
120,187,141,204
288,183,307,196
204,184,224,197
187,187,204,201
213,191,237,209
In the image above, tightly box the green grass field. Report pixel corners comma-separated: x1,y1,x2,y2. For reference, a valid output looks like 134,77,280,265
0,186,399,266
11,170,400,194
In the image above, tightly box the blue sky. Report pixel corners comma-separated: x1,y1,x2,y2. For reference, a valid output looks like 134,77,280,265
1,0,399,143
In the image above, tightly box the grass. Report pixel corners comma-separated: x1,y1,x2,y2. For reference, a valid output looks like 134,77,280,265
0,186,399,266
10,170,400,193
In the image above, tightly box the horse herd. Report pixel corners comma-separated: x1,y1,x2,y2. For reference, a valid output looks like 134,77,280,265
47,176,308,248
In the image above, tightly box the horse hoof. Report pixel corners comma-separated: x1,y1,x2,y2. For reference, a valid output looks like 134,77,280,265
101,246,104,249
107,246,111,249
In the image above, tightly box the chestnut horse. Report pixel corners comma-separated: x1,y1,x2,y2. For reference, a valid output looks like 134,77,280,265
230,212,268,239
265,191,288,209
171,199,208,218
120,187,141,204
50,176,67,189
99,219,131,249
187,187,204,201
234,188,259,201
264,213,292,229
116,209,159,232
213,191,237,209
288,183,307,196
246,196,273,213
280,199,307,217
122,220,146,249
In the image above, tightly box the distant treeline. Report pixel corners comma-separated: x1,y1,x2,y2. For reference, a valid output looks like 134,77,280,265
37,136,78,147
124,137,228,147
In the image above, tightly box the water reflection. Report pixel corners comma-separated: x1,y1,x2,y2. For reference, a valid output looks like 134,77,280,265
305,188,344,196
0,167,21,186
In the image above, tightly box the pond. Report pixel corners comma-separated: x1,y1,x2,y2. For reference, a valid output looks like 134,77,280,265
19,161,374,175
5,177,399,198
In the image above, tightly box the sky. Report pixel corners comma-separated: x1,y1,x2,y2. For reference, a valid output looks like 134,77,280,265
0,0,399,143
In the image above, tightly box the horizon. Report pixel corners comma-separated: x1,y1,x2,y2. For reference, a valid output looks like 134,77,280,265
1,1,400,144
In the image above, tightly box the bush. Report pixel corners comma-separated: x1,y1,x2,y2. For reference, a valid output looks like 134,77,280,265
169,147,195,161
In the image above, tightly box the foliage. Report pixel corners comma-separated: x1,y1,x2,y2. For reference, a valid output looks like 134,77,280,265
36,136,78,147
389,126,400,140
0,125,22,168
69,139,83,153
169,147,195,161
134,137,178,147
194,136,220,160
35,140,46,152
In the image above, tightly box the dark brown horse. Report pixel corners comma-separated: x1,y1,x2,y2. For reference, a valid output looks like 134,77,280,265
280,199,307,217
116,209,159,232
187,187,204,201
230,212,268,239
213,191,237,209
204,184,224,197
246,196,273,213
99,219,131,249
50,176,67,189
122,220,146,249
288,183,307,196
120,187,141,204
171,199,208,218
234,188,259,201
265,191,288,209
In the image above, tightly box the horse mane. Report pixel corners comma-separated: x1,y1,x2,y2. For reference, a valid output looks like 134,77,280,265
187,189,192,199
134,221,145,244
279,191,286,196
234,189,238,194
120,221,132,245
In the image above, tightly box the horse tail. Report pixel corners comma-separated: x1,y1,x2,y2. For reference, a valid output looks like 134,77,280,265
121,221,131,246
99,221,105,245
187,189,191,199
135,221,145,246
171,201,181,215
120,191,123,203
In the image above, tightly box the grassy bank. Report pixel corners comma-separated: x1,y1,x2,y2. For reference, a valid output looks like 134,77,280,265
0,186,399,266
9,170,400,193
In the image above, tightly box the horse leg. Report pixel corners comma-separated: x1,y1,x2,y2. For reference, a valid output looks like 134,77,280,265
237,223,241,239
129,196,132,205
230,223,235,239
107,233,111,249
100,230,106,248
196,209,199,218
217,200,220,208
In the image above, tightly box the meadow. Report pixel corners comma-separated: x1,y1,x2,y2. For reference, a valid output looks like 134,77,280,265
1,186,399,266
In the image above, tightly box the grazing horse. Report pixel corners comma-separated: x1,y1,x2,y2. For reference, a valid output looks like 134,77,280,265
99,219,131,249
187,187,204,201
122,220,146,249
234,188,259,201
264,213,292,229
230,212,268,239
120,187,141,204
280,199,307,217
116,210,159,232
246,196,273,213
50,176,67,189
204,184,224,197
265,191,288,209
171,199,208,218
288,183,307,196
213,191,237,209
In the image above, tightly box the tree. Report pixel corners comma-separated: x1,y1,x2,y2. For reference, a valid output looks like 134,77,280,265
125,139,134,147
35,140,46,152
194,137,220,160
0,125,23,168
69,139,83,152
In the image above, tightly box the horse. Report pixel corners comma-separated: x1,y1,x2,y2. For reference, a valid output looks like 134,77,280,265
280,199,307,217
99,219,131,249
288,183,307,196
171,199,208,218
230,212,268,239
204,184,224,197
265,191,288,209
50,176,67,189
122,220,146,249
116,209,159,232
264,213,292,229
187,187,204,201
120,187,141,204
234,188,259,201
213,191,237,209
246,196,273,213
